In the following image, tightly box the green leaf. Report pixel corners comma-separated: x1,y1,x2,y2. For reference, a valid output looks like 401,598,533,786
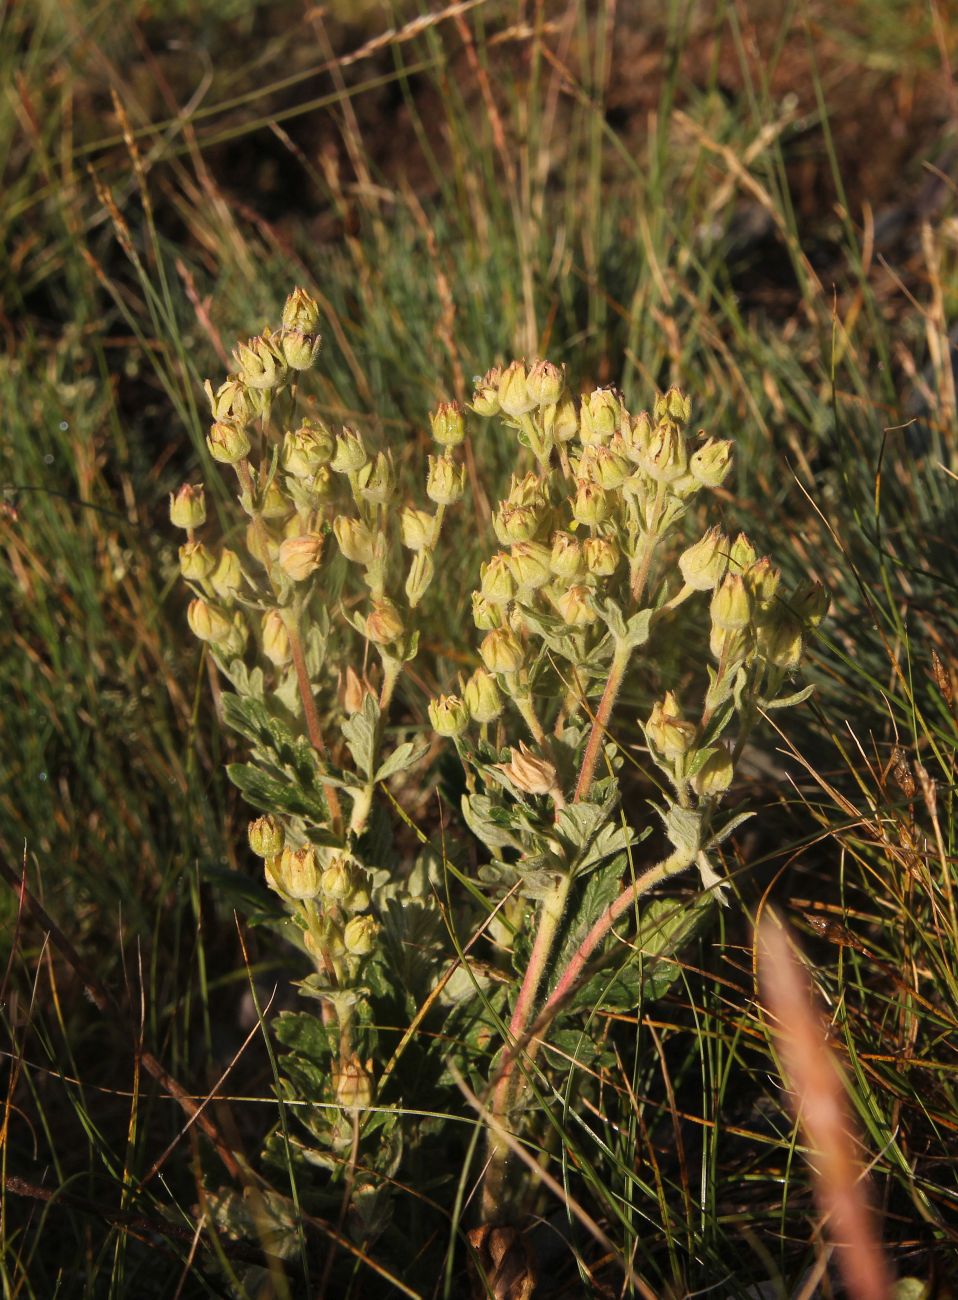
662,803,702,859
516,605,580,661
462,793,523,852
763,682,815,710
341,692,380,779
624,607,653,649
555,854,629,974
227,762,340,832
705,809,754,849
374,736,430,784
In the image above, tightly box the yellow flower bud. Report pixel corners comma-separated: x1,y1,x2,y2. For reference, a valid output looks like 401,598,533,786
584,535,619,577
169,483,206,531
493,502,542,545
343,915,379,957
691,747,734,797
472,592,501,631
550,531,585,581
710,574,751,632
555,583,597,627
204,377,252,424
276,844,322,900
330,427,368,475
579,388,621,444
401,506,437,552
471,365,503,417
261,610,291,665
508,541,552,592
187,598,232,643
430,401,466,448
480,627,525,675
179,540,215,582
464,668,503,723
342,666,370,715
365,599,404,646
281,287,321,334
248,815,285,858
789,580,830,629
678,527,728,591
647,692,697,758
729,532,758,574
654,386,692,424
481,552,517,605
282,419,335,476
552,393,579,442
593,444,630,490
278,533,323,581
356,451,395,506
210,549,241,598
760,611,804,669
232,333,285,391
640,422,688,483
497,360,535,418
334,515,377,566
572,480,611,526
689,437,733,489
279,328,321,371
426,454,465,506
428,693,470,737
526,359,564,406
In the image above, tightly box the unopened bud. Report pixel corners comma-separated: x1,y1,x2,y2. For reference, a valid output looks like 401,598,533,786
365,599,404,646
170,483,206,531
728,532,757,574
710,574,751,632
405,549,435,606
498,360,535,418
232,334,285,391
760,610,804,669
179,540,215,582
480,627,525,675
789,579,830,629
471,365,502,417
276,844,321,900
689,437,733,489
481,552,517,605
430,401,466,448
654,386,692,424
282,287,321,334
555,583,597,627
746,557,781,611
331,427,368,475
210,550,244,603
321,856,370,911
258,477,290,520
464,668,503,723
550,531,585,581
334,515,377,566
282,419,335,477
647,692,696,758
526,359,564,406
509,541,552,592
593,444,630,489
572,480,611,526
493,502,541,545
401,506,437,552
333,1052,374,1107
342,666,369,715
426,454,465,506
428,693,470,737
623,410,652,463
343,915,379,957
187,597,231,643
355,451,394,506
584,535,619,577
579,388,621,444
641,422,688,483
472,592,501,631
279,328,321,371
248,815,285,859
552,393,579,442
678,527,728,591
691,747,734,797
278,533,323,581
204,377,252,424
498,742,559,797
261,610,291,665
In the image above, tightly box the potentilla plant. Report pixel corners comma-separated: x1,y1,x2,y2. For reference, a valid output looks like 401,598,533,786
173,289,826,1280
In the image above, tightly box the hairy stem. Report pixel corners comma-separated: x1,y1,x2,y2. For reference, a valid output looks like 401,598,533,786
573,639,631,803
286,619,343,836
482,870,573,1221
542,849,691,1017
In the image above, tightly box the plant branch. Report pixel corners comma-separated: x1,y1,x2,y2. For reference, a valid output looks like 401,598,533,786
573,639,630,803
286,617,343,836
